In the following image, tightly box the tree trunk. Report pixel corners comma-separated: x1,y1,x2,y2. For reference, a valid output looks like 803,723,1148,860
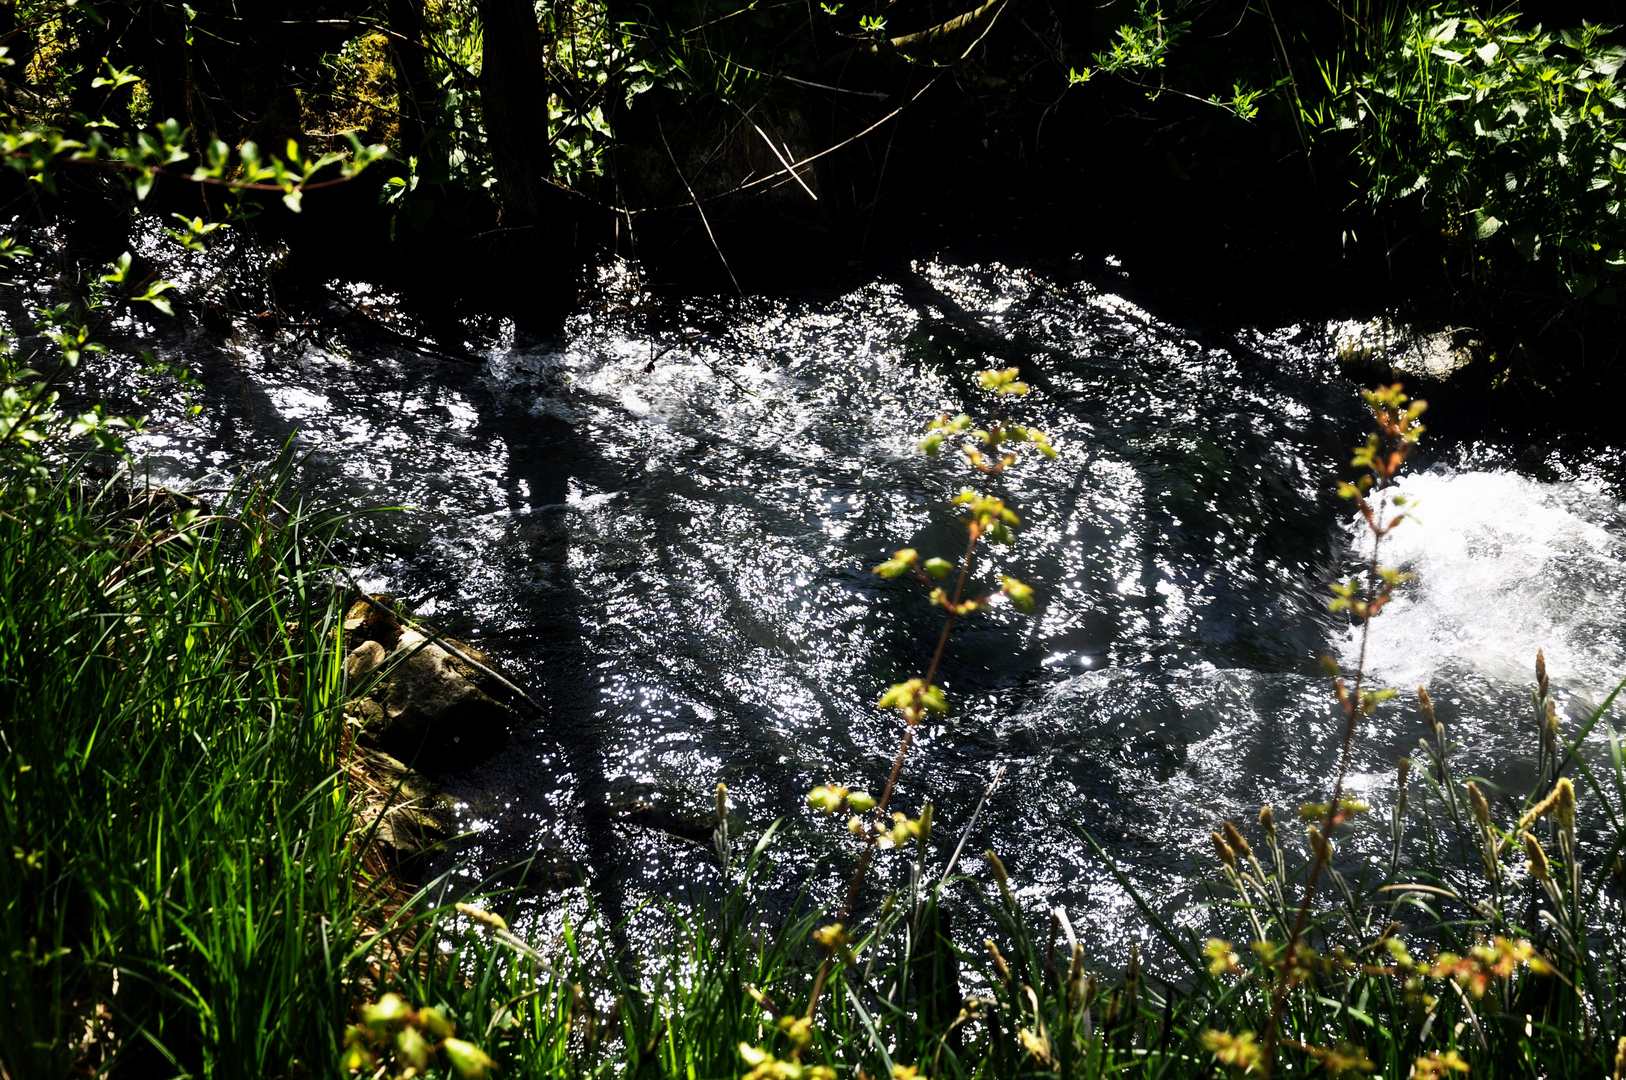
475,0,581,312
476,0,560,227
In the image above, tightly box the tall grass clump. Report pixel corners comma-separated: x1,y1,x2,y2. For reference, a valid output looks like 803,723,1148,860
0,460,371,1076
0,238,404,1077
0,230,529,1078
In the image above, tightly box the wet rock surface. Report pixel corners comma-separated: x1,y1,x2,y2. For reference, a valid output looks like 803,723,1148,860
338,595,552,882
343,596,517,764
345,640,387,683
1331,318,1491,387
604,796,721,846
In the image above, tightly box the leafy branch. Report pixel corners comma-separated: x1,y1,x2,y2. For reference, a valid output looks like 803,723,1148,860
783,366,1057,1061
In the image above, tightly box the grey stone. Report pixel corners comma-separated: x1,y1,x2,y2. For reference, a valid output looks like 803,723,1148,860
346,640,387,683
375,628,515,752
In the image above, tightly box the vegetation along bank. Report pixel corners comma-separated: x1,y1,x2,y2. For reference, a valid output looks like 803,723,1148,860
11,1,1626,405
4,0,1626,1077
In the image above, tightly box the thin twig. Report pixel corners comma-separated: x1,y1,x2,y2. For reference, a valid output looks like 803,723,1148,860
657,118,741,296
605,0,1010,218
742,111,818,203
804,408,1016,1020
1261,388,1423,1076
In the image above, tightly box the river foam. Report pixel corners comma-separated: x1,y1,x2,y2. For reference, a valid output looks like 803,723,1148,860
1354,468,1626,698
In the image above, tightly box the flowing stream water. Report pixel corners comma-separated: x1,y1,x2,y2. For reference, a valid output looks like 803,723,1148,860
20,235,1626,960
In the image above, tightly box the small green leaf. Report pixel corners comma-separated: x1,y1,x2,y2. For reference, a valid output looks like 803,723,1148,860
362,994,410,1030
418,1006,454,1039
873,548,919,578
1000,575,1035,613
339,1040,374,1073
394,1025,431,1071
443,1037,497,1078
808,783,848,813
1511,226,1542,261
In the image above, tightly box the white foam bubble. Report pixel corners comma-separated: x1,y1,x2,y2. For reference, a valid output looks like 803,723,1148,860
1348,470,1626,693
